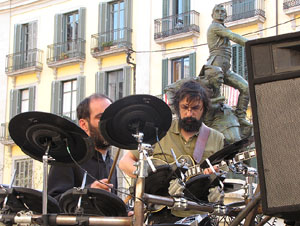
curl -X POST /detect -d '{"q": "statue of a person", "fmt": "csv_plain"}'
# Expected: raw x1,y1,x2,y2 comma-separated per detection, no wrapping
207,4,251,128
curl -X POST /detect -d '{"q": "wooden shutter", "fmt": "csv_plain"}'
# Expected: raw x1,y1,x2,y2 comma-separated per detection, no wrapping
95,71,107,95
162,59,168,94
162,0,169,34
232,44,247,79
183,0,190,26
123,66,132,96
124,0,132,43
76,76,86,106
13,24,22,70
54,14,63,59
78,8,86,55
51,81,62,115
189,52,196,78
28,21,37,66
99,3,109,44
28,86,36,111
10,89,20,119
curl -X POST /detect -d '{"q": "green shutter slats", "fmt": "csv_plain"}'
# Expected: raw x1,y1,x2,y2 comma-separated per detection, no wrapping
28,86,36,111
99,3,108,44
54,14,63,59
123,66,132,96
125,0,132,43
51,81,62,115
189,52,196,78
76,76,86,106
96,72,106,95
10,89,20,119
162,59,168,94
78,7,86,55
13,24,22,70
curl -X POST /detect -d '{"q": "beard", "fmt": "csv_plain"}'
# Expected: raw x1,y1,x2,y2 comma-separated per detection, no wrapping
88,121,110,150
179,117,203,132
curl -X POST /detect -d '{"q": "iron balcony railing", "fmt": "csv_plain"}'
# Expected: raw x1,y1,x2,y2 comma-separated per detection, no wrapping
283,0,300,9
91,27,132,54
0,122,13,144
47,38,85,64
5,49,43,74
154,10,200,40
222,0,265,23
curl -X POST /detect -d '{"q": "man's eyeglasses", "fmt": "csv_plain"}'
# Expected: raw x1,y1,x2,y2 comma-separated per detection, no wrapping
180,104,203,113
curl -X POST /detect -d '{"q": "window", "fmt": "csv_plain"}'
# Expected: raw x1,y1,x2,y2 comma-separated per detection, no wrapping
162,52,196,94
53,8,85,59
232,0,255,21
171,56,189,83
111,1,125,41
65,11,79,52
10,86,35,119
98,0,132,46
13,21,37,70
95,66,131,101
14,158,33,188
232,44,248,80
62,80,77,121
51,76,85,120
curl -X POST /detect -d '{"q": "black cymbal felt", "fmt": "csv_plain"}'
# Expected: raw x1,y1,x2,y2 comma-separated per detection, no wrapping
200,136,254,168
59,188,127,216
99,95,172,150
8,111,94,166
0,187,60,213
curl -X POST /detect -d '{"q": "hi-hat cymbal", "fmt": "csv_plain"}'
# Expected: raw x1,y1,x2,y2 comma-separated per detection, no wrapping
99,95,172,150
201,136,254,168
9,111,94,166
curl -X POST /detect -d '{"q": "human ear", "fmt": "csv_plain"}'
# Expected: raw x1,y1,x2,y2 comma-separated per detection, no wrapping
79,119,89,134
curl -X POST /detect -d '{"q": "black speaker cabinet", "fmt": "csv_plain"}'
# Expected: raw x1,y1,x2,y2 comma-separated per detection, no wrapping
246,31,300,219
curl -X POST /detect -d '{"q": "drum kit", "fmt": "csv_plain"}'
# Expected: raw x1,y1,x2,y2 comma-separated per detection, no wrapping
0,94,261,226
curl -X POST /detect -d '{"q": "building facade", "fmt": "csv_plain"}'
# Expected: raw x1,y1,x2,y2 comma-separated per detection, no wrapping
0,0,299,196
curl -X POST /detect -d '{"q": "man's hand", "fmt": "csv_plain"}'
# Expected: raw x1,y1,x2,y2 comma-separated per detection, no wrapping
203,165,219,174
91,178,113,192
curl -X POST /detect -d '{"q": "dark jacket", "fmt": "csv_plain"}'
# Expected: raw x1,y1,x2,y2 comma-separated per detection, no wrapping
48,149,118,201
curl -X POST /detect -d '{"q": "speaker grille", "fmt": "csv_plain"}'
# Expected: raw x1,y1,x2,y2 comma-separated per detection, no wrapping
255,77,300,209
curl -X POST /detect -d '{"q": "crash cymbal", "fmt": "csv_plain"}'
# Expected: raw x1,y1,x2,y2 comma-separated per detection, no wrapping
9,111,94,166
201,136,254,168
99,95,172,150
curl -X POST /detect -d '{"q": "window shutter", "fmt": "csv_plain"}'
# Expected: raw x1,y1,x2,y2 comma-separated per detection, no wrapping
99,3,109,44
13,24,22,70
189,52,196,78
123,66,132,97
162,0,169,34
162,59,168,94
78,8,86,55
183,0,191,26
54,14,63,59
124,0,132,44
10,89,20,119
51,81,62,115
29,21,38,67
232,44,247,79
28,86,36,111
95,71,107,95
76,75,86,106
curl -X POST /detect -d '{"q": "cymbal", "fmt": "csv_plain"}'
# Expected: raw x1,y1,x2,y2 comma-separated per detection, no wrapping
201,136,254,168
9,111,94,166
99,95,172,150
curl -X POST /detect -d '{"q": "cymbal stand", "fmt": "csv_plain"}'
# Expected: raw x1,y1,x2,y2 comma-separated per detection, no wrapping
132,132,156,226
75,171,87,214
1,169,16,212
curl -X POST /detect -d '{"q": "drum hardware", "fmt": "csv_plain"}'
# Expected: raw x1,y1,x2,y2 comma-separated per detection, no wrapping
75,172,87,214
1,170,16,211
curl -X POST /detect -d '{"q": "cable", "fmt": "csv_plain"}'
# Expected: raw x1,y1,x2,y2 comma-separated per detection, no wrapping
65,144,145,204
130,16,300,54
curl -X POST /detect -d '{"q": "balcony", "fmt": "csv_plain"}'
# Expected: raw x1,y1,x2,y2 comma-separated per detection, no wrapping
91,28,132,58
5,49,43,76
283,0,300,17
223,0,266,29
154,10,200,44
47,39,85,68
0,123,14,145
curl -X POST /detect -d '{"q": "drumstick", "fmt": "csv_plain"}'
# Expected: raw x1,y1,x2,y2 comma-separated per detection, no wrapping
107,148,121,183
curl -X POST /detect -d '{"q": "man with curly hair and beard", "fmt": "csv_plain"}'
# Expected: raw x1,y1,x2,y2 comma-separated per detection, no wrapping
48,93,117,200
119,80,224,224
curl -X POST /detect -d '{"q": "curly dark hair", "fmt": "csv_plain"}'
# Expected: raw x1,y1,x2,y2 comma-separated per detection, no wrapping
76,93,112,120
172,80,210,117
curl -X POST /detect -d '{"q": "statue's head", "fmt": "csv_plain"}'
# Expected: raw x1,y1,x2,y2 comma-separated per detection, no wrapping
199,65,224,90
212,4,227,22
